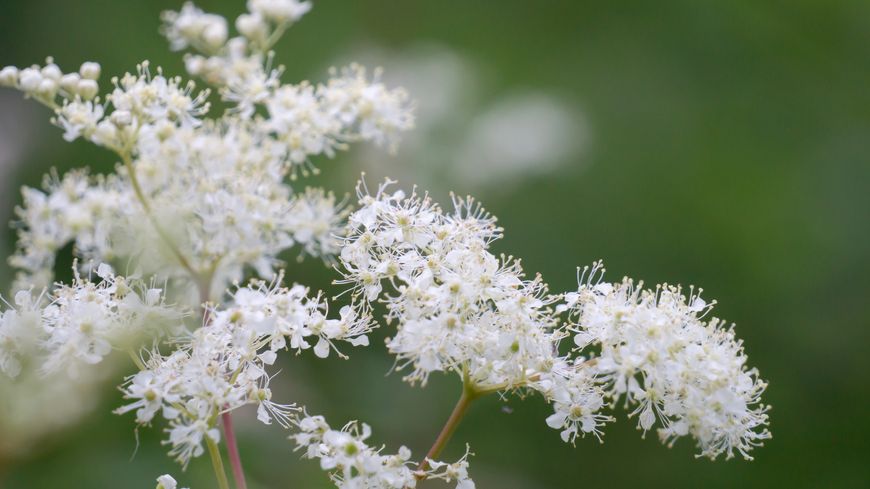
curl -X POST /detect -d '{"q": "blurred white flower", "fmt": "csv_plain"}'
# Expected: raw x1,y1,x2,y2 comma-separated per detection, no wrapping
335,43,588,193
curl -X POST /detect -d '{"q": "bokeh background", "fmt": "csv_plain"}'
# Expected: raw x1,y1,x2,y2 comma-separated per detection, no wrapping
1,0,869,488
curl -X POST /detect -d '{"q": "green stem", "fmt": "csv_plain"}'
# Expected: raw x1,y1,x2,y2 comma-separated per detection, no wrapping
127,349,146,371
120,150,200,280
416,382,480,478
206,436,232,489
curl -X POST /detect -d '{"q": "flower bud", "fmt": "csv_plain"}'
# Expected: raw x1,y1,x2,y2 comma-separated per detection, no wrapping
0,66,18,87
92,120,118,146
184,56,205,76
18,68,42,92
36,78,58,98
76,79,99,100
236,13,268,42
41,63,62,81
111,110,132,126
79,61,101,80
60,73,81,93
202,21,228,49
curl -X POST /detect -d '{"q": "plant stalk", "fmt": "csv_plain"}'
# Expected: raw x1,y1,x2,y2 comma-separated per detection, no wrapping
222,411,248,489
416,384,479,478
206,436,232,489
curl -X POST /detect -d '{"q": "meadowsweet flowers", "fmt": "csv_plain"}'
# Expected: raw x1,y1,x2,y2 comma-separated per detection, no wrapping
338,179,770,462
115,275,372,466
1,263,180,379
561,266,772,459
291,413,475,489
2,0,414,294
338,179,560,391
0,0,769,486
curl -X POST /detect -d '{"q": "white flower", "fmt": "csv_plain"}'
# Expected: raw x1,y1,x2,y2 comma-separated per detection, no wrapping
55,99,105,141
1,264,180,380
156,474,189,489
247,0,311,24
39,264,182,376
338,179,557,389
115,272,370,461
0,290,43,378
562,263,771,460
161,2,228,53
79,61,101,80
291,413,475,488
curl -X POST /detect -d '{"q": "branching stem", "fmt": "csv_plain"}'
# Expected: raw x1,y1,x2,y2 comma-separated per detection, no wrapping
416,378,482,479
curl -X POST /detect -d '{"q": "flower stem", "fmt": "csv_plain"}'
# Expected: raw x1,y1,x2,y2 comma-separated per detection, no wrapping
222,411,248,489
206,436,232,489
120,150,199,280
127,349,146,371
416,383,479,477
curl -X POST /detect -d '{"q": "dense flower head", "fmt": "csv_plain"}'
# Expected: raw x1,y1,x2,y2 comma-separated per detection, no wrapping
1,263,181,379
561,263,772,460
2,1,414,296
115,273,372,466
337,181,771,461
0,0,771,483
291,413,475,489
338,179,561,389
9,170,133,291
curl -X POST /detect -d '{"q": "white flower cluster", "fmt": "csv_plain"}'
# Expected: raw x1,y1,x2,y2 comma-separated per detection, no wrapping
338,180,771,460
561,265,772,460
9,171,132,291
338,180,560,389
166,1,413,154
0,57,100,105
2,1,413,294
1,0,770,484
0,263,180,379
115,276,371,466
292,414,475,489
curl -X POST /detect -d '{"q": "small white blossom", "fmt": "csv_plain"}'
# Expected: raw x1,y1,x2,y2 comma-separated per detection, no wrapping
116,273,371,463
338,179,558,389
291,413,475,489
562,263,771,460
0,290,43,378
0,264,181,379
161,2,229,53
156,474,189,489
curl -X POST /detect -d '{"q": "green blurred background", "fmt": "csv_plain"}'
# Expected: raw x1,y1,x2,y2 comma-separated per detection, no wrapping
1,0,869,487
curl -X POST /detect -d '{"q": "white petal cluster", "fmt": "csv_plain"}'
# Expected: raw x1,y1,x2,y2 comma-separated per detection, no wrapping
561,264,772,460
164,2,413,158
536,360,611,444
337,180,771,461
0,264,181,379
338,180,560,389
291,414,475,489
115,275,371,466
9,171,132,291
4,3,413,295
41,264,181,375
161,2,229,53
286,187,350,259
265,64,414,163
0,291,42,378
